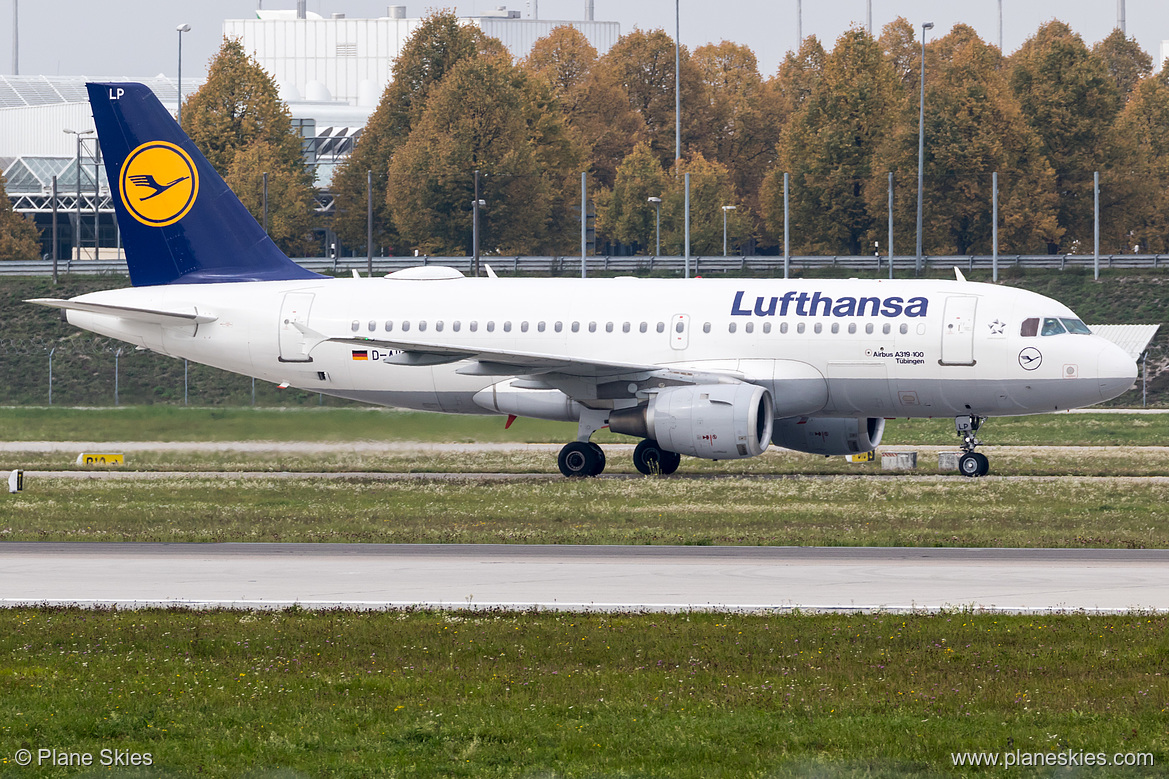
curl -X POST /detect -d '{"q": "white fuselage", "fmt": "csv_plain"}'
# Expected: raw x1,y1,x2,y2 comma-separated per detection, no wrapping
64,275,1136,422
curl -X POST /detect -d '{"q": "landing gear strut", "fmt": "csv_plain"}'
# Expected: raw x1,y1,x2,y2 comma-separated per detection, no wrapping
632,439,682,476
955,415,989,477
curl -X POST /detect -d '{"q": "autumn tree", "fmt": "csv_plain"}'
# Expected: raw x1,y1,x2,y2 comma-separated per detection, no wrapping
867,25,1060,255
771,36,826,126
330,11,508,253
182,37,315,253
0,172,40,261
523,25,643,189
693,41,779,246
596,141,671,252
1093,29,1152,102
594,29,712,167
384,57,578,256
1111,77,1169,251
660,153,745,256
763,28,900,255
1009,21,1124,252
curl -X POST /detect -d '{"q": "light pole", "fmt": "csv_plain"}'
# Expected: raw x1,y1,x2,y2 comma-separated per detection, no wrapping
176,23,191,125
64,128,93,262
674,0,681,166
915,21,934,276
647,196,661,255
721,205,736,256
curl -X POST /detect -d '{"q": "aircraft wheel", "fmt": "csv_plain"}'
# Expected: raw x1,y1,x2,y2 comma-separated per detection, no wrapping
658,449,682,475
633,439,668,475
588,442,607,474
559,441,602,477
958,452,984,478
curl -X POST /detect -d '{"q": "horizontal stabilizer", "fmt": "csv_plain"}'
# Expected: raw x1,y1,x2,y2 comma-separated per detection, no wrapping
26,298,217,327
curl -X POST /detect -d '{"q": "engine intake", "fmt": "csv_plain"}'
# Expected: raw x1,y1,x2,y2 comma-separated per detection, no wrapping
771,416,885,455
609,383,773,460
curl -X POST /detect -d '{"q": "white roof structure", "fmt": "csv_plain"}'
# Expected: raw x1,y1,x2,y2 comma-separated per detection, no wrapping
1087,324,1161,360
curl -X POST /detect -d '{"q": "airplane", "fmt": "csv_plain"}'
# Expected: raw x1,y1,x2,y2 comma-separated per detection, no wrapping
29,83,1138,478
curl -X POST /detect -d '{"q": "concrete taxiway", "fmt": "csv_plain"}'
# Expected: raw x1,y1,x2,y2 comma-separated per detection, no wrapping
0,543,1165,613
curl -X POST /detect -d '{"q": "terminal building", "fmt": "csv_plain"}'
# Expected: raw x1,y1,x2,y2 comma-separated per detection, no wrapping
0,4,619,260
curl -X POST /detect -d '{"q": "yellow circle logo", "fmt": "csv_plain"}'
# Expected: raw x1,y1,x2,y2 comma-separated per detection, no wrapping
119,141,199,227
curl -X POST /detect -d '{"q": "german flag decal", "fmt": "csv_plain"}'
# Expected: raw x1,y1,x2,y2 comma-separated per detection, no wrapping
351,350,369,361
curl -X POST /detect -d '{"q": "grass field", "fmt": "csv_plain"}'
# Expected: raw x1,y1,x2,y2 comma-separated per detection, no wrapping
0,608,1164,778
2,406,1169,446
4,473,1169,548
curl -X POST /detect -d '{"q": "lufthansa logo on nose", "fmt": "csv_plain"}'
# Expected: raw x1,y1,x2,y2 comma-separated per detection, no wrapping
119,141,199,227
1018,347,1043,371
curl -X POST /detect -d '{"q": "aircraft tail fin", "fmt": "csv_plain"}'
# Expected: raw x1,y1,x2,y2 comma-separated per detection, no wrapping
87,82,322,287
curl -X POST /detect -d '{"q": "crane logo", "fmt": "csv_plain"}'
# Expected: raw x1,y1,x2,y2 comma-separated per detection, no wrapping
119,141,199,227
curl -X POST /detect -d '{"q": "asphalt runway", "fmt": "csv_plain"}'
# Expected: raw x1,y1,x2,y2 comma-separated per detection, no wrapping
0,543,1166,613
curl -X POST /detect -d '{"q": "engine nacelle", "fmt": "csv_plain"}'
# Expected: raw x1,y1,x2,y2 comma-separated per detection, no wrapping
770,416,885,455
609,383,773,460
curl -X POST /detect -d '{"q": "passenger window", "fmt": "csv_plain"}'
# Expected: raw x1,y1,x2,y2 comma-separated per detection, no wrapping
657,322,665,333
1020,318,1039,337
675,321,684,333
848,323,856,334
470,321,478,332
452,321,461,332
605,322,614,333
486,321,495,332
796,322,805,334
745,322,754,334
865,323,873,335
899,324,908,335
384,321,393,332
589,322,597,333
537,322,545,332
402,321,411,332
418,321,427,332
639,322,647,334
554,322,563,333
622,322,631,333
728,322,737,333
814,323,823,334
780,322,788,334
350,320,359,332
763,322,771,334
520,322,528,333
503,321,512,333
831,323,839,334
571,322,580,333
1041,318,1066,336
883,323,891,335
703,322,711,334
435,321,443,332
368,320,376,332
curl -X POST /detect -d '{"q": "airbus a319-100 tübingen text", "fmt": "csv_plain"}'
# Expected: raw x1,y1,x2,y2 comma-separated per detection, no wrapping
30,83,1138,477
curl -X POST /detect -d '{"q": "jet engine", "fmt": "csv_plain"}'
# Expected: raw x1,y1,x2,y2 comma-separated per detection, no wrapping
770,416,885,455
608,383,773,460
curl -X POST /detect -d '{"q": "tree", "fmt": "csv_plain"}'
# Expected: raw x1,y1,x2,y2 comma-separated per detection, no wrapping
867,25,1060,255
763,28,900,255
1093,29,1152,102
1009,21,1124,252
1111,77,1169,251
182,38,315,253
771,36,826,126
330,11,507,253
385,57,578,256
693,41,780,247
226,142,317,256
593,29,712,167
597,141,671,251
0,173,40,261
660,153,745,256
523,25,644,189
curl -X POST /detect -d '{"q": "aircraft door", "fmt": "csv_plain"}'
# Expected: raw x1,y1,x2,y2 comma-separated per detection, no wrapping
670,314,690,350
278,292,315,363
939,295,977,366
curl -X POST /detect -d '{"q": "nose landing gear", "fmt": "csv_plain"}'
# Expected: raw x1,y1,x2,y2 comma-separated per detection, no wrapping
955,415,989,477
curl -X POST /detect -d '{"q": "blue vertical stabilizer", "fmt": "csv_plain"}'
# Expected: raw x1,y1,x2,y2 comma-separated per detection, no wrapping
87,82,323,286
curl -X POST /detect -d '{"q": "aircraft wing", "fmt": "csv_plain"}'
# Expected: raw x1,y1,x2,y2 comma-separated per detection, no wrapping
26,298,217,327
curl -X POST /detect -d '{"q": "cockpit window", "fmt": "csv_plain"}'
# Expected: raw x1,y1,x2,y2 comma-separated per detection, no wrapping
1060,318,1091,335
1020,318,1039,337
1041,317,1067,336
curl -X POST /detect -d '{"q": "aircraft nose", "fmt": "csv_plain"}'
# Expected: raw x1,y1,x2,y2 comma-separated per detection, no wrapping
1096,339,1138,402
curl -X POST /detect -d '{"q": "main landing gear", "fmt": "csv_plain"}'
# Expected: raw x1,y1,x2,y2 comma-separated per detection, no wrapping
955,415,989,477
556,409,682,477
